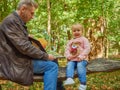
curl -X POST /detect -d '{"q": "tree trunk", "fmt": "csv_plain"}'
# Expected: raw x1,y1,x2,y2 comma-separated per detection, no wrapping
47,0,51,35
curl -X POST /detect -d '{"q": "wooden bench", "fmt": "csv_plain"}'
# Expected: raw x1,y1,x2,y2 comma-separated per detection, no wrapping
0,58,120,90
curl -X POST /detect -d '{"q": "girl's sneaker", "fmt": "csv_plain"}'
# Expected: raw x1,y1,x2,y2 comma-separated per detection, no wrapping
79,84,87,90
64,78,75,85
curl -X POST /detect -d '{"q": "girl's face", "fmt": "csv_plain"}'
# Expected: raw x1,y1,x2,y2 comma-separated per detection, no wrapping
72,28,82,38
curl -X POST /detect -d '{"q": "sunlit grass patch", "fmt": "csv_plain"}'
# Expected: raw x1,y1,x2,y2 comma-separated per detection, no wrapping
87,70,120,90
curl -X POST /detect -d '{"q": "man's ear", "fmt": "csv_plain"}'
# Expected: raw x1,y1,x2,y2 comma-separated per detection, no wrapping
20,5,27,12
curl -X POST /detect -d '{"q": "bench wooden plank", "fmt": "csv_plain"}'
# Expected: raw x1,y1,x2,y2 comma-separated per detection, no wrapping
1,58,120,81
33,58,120,82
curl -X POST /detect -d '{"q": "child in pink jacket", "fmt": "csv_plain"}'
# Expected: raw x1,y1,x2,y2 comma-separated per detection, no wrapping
64,24,90,90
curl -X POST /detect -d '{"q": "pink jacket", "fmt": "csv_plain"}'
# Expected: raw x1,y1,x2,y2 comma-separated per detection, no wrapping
64,36,90,61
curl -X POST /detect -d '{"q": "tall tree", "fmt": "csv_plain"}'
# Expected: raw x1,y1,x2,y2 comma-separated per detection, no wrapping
47,0,51,35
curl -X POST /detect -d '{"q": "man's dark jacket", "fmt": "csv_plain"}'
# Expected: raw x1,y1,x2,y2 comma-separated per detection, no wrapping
0,12,48,86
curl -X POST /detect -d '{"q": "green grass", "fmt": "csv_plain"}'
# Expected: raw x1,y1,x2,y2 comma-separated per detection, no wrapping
87,70,120,90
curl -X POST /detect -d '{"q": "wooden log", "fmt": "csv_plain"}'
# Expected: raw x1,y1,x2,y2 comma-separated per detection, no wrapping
87,58,120,72
33,58,120,81
1,58,120,81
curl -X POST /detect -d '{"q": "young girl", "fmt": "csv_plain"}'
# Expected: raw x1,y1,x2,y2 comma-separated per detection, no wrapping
64,24,90,90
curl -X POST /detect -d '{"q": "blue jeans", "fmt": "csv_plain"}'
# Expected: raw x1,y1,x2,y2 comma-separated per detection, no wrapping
33,60,58,90
66,60,88,85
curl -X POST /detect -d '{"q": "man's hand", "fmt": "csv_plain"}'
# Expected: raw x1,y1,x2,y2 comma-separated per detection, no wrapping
48,54,56,60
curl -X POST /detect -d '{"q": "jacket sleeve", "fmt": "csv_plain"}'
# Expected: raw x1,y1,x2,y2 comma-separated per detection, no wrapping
78,37,90,60
2,18,48,60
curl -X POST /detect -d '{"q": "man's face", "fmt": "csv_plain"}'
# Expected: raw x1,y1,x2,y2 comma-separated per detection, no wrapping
20,6,36,23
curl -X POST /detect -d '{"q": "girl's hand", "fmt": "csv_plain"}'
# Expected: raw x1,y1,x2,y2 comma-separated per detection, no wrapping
67,55,74,60
77,57,82,61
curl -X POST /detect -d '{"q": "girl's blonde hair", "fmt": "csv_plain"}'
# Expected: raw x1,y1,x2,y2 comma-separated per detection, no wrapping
71,24,84,32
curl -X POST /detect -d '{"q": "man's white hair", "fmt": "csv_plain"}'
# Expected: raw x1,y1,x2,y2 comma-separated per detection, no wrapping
17,0,38,10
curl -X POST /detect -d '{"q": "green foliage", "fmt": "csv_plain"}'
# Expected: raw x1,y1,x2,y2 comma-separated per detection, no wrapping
0,0,19,22
0,0,119,56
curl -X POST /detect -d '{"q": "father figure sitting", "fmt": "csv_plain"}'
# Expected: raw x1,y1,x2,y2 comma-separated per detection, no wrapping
0,0,58,90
